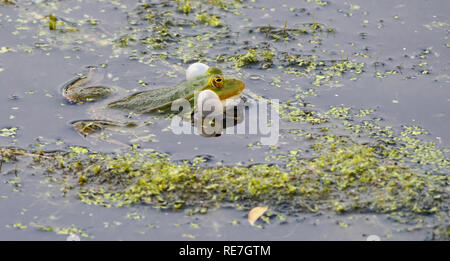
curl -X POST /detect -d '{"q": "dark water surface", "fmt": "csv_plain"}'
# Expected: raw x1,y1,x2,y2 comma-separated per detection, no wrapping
0,0,448,240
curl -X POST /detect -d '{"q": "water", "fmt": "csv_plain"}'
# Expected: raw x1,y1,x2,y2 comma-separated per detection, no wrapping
0,0,448,240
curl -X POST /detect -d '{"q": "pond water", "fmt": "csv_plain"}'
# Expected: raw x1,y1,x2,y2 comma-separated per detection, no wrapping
0,0,448,240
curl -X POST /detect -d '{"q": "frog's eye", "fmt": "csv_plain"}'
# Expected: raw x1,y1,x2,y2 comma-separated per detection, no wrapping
211,75,225,89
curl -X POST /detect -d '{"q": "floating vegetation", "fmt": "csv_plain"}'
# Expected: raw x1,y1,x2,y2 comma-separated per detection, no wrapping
4,124,443,225
44,14,79,32
196,13,221,27
306,0,329,6
0,127,18,137
47,14,57,31
231,49,259,67
176,0,192,14
29,223,90,238
256,23,334,41
284,56,365,86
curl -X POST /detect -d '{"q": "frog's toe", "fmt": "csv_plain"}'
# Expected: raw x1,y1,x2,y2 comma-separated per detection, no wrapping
72,120,105,135
66,86,113,103
77,86,113,102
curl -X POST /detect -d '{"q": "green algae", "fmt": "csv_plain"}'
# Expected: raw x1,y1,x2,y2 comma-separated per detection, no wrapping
280,101,327,124
317,106,450,173
10,128,444,222
0,127,18,137
231,49,259,68
228,48,275,68
13,223,27,229
47,14,57,31
196,13,221,27
176,0,192,14
44,13,79,33
284,57,365,87
306,0,328,6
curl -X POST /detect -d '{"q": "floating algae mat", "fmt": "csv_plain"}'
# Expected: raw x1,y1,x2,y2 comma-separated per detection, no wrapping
0,0,449,240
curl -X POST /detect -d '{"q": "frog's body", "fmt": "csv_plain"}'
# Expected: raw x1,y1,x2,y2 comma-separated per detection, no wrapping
107,69,245,114
62,64,246,137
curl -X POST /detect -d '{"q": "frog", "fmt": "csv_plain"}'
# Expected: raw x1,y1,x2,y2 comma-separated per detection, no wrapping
62,63,247,137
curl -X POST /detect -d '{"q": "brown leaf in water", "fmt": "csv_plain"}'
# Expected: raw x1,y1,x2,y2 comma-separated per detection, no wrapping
248,206,268,226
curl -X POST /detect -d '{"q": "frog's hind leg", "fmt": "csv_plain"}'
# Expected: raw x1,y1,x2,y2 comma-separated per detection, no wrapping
62,67,114,103
71,119,138,147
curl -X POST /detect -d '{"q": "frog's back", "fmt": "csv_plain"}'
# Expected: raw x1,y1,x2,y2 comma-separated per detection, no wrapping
108,75,209,113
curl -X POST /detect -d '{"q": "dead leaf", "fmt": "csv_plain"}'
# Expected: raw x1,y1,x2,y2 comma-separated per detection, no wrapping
248,206,268,226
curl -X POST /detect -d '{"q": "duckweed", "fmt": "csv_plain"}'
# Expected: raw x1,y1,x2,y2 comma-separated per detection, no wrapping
231,49,259,68
176,0,192,14
0,127,17,137
6,131,439,219
47,14,57,31
196,13,221,27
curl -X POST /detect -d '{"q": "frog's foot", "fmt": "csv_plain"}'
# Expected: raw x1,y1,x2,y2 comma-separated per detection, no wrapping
72,120,137,136
62,67,114,103
64,86,114,103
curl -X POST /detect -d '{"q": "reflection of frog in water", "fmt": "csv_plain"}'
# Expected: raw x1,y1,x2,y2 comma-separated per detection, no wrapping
62,63,246,137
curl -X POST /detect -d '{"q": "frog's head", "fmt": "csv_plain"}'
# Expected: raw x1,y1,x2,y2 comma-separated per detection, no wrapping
205,66,223,76
205,67,245,100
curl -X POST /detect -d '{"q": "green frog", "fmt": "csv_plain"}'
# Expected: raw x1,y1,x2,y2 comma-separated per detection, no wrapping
62,64,246,136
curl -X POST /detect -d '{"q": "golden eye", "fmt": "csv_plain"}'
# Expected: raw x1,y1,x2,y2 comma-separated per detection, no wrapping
211,75,224,89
